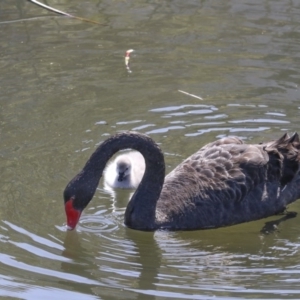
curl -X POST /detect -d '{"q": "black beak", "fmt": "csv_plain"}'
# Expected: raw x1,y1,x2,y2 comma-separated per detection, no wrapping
118,172,125,182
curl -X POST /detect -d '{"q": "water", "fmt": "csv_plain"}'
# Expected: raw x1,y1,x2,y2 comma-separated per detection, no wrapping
1,0,300,299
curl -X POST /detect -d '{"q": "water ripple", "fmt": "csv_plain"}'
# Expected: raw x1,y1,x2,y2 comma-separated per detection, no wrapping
0,253,99,285
3,221,64,251
0,275,98,300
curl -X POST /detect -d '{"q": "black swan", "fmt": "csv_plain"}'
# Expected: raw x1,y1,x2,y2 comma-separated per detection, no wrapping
64,131,300,231
103,151,145,189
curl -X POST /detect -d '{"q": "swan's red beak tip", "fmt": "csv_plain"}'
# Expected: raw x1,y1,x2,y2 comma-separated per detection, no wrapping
65,199,81,230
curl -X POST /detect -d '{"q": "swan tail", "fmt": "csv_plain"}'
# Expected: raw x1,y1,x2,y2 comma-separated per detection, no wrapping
265,132,300,188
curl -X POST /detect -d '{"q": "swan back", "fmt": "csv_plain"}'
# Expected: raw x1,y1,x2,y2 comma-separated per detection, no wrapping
152,133,300,230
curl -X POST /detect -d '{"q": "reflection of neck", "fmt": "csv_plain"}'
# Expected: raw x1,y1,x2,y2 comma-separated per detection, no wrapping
61,231,99,292
125,230,161,300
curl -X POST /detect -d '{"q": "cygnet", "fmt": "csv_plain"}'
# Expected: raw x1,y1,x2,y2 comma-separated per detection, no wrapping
104,151,145,189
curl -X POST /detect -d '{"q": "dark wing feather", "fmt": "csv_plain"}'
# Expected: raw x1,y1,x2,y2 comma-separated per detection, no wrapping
157,134,300,229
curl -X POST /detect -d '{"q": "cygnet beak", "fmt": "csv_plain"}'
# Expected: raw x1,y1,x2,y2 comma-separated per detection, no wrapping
118,172,125,182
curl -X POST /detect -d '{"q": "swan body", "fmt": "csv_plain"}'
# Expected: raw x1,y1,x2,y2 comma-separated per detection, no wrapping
64,131,300,231
104,151,145,189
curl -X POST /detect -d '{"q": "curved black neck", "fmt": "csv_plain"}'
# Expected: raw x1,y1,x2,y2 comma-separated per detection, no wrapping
66,132,165,229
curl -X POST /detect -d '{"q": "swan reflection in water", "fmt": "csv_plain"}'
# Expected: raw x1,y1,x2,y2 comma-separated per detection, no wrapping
61,228,161,300
60,211,298,300
64,131,300,231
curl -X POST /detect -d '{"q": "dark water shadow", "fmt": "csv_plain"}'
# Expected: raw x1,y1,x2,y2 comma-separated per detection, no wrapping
260,211,298,235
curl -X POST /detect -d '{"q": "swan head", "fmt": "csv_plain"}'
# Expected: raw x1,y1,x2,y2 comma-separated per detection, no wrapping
115,156,132,182
63,175,99,230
